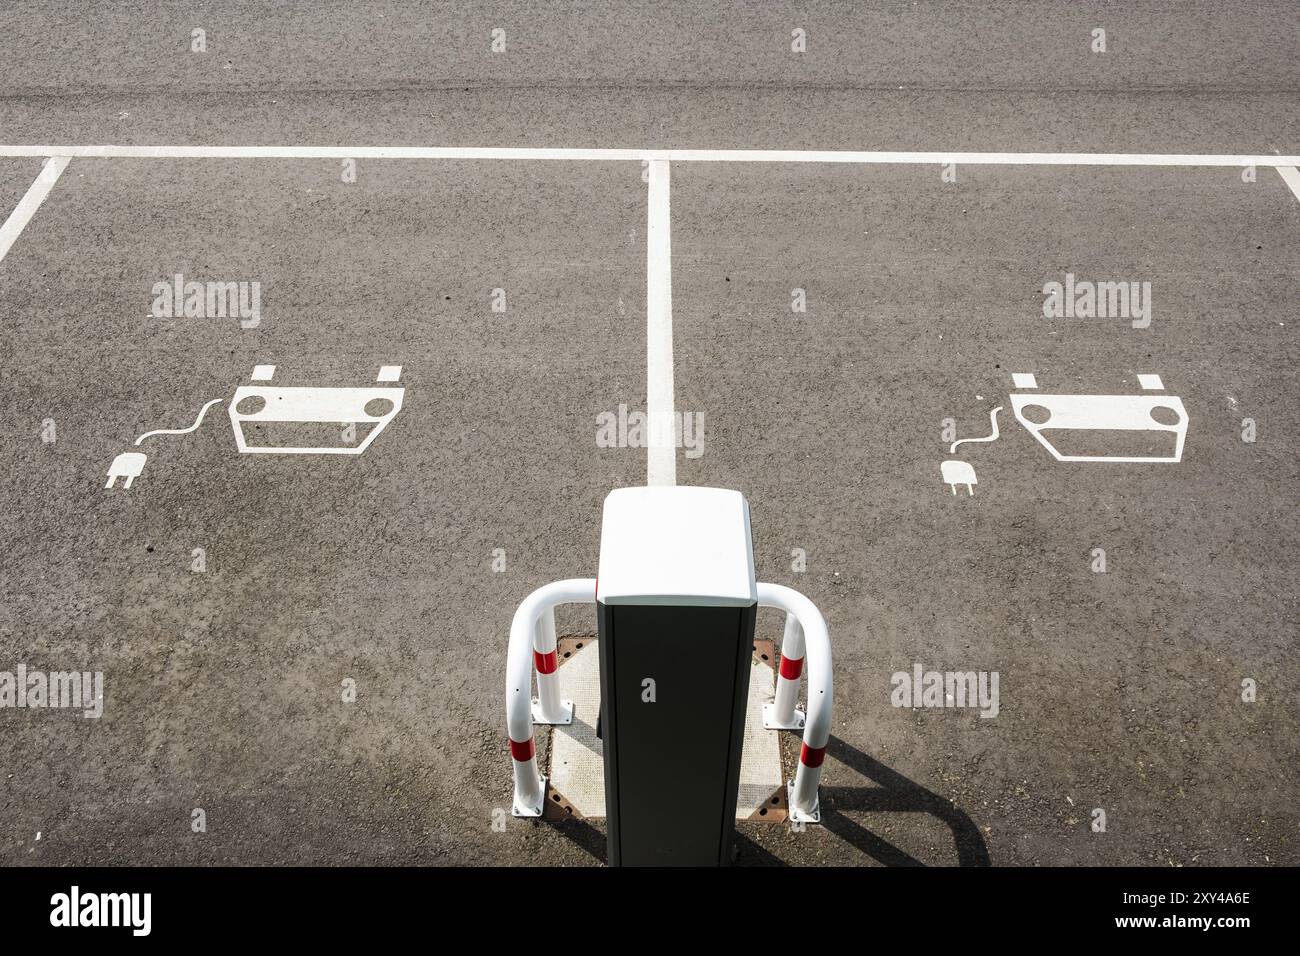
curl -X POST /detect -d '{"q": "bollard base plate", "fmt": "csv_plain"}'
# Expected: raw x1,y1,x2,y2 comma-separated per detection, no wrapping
531,698,574,726
762,702,805,730
786,779,822,825
513,775,548,818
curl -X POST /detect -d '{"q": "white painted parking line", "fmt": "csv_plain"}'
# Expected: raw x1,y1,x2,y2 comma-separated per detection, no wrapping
663,150,1300,168
0,145,1297,166
645,159,676,487
6,143,1289,492
0,156,69,264
1277,167,1300,204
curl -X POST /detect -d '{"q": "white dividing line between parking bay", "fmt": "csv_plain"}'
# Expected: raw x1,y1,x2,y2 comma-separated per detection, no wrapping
645,159,676,487
0,156,68,264
1277,167,1300,205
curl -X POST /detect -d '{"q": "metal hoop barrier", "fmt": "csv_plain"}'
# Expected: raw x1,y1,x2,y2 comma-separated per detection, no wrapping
504,578,830,822
756,582,833,822
505,578,597,817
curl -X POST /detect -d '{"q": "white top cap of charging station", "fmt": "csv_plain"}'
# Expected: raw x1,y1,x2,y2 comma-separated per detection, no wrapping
597,486,757,607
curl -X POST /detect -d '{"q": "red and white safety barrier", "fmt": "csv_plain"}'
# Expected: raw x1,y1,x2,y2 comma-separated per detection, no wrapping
506,577,829,822
531,602,571,726
506,578,597,816
756,582,833,823
763,611,806,730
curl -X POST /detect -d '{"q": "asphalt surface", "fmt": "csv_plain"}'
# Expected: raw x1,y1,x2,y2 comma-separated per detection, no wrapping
0,2,1297,866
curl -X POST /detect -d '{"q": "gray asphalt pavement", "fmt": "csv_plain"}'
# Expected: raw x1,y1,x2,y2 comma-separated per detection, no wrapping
0,2,1297,866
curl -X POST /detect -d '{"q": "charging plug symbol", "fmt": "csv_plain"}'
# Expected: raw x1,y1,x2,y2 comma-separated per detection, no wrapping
105,452,147,489
941,459,978,496
103,398,222,492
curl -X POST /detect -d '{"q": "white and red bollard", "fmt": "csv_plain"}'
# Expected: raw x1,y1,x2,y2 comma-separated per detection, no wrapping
505,576,832,825
506,578,594,817
764,611,806,731
757,583,832,823
530,603,573,726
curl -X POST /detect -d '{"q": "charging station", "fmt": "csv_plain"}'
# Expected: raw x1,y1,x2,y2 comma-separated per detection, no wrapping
596,487,756,865
505,486,832,867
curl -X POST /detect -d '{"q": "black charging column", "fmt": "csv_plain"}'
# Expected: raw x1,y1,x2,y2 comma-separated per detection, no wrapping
595,487,758,866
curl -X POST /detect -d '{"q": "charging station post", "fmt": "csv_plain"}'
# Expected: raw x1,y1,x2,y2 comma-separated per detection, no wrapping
595,486,756,865
505,486,832,866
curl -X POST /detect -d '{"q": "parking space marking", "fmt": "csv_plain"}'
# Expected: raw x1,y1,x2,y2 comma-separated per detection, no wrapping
1277,166,1300,204
5,144,1293,492
646,159,676,487
1,145,1298,166
0,156,68,264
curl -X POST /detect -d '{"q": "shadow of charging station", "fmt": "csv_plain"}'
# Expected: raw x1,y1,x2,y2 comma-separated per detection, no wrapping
544,731,993,868
505,486,833,866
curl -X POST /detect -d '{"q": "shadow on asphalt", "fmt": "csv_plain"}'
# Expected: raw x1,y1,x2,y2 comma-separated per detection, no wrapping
547,734,990,867
812,735,991,867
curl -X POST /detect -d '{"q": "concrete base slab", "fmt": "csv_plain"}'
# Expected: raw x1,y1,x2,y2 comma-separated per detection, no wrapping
545,638,786,821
